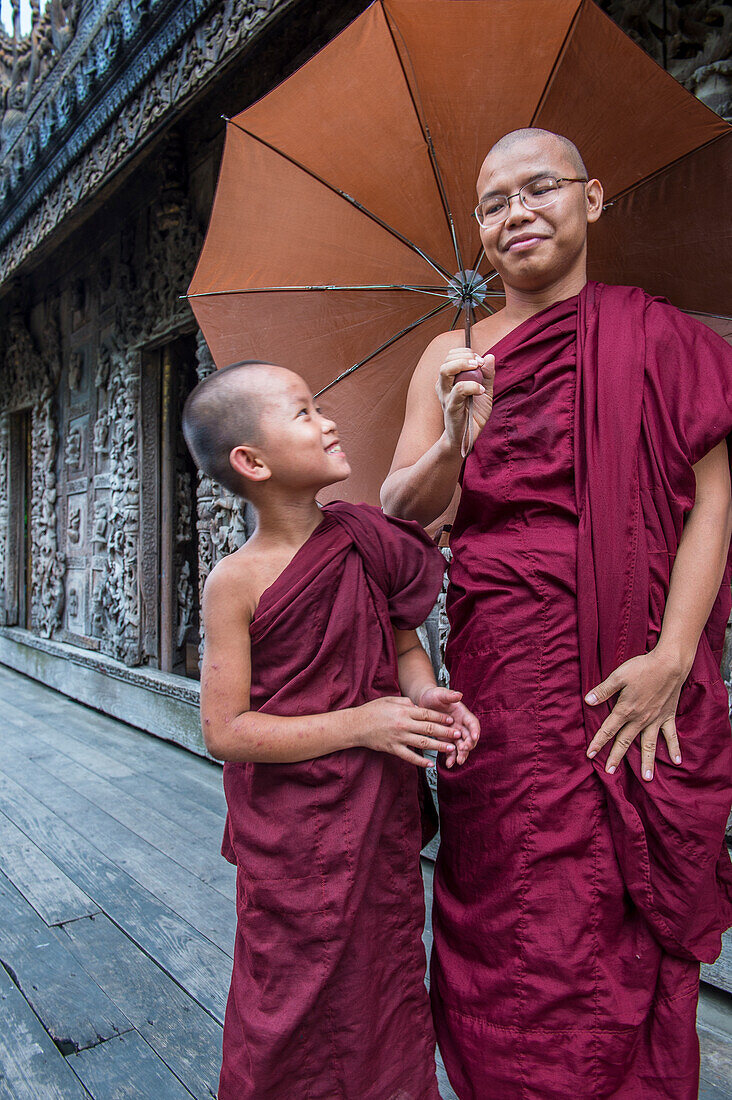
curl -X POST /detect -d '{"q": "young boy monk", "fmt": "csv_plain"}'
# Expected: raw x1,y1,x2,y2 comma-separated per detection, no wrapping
182,360,480,1100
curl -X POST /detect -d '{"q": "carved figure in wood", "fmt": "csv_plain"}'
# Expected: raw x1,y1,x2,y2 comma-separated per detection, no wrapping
67,501,81,544
93,413,109,454
68,349,83,391
64,423,82,467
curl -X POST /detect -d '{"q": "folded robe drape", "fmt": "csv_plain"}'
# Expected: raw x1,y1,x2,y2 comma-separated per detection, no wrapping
576,281,732,962
218,502,444,1100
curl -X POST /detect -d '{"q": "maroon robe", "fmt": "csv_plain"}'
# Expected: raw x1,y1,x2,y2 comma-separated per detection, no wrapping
432,283,732,1099
218,502,444,1100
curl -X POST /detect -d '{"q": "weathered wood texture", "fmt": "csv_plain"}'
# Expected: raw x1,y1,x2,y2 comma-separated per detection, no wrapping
0,874,129,1053
69,1032,196,1100
703,931,732,995
0,665,729,1100
0,963,90,1100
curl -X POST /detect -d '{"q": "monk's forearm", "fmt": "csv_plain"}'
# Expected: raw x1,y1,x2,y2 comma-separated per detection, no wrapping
203,708,365,763
381,433,463,526
657,496,732,674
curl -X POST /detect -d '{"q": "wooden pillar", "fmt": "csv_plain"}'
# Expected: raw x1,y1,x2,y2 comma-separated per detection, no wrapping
159,348,175,672
7,410,31,629
23,412,31,629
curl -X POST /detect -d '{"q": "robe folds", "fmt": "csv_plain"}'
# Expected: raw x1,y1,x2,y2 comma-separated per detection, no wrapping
218,502,445,1100
432,282,732,1099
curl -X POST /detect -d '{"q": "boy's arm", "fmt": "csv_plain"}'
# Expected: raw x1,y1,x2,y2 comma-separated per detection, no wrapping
199,564,460,766
394,628,481,766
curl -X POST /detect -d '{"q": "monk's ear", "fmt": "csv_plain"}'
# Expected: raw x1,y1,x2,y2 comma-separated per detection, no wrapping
229,444,271,484
585,178,604,223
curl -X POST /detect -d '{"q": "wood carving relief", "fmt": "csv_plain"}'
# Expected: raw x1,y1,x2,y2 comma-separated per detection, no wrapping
0,307,64,637
92,336,142,665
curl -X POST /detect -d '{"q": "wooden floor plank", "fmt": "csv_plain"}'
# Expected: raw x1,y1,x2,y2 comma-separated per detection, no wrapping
0,666,222,793
4,686,225,844
0,740,235,953
56,701,222,792
69,1032,196,1100
0,873,131,1054
0,770,231,1021
115,770,226,843
0,963,91,1100
1,699,227,819
58,914,222,1100
0,736,234,901
0,810,99,926
0,701,134,781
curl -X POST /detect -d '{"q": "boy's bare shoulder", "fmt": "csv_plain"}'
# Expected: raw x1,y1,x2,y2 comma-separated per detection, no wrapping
202,543,260,619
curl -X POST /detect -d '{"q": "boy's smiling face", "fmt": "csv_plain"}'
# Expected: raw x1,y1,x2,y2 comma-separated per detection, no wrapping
250,369,351,491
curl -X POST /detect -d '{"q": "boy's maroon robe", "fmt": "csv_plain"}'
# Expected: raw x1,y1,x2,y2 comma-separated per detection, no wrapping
218,502,444,1100
432,283,732,1099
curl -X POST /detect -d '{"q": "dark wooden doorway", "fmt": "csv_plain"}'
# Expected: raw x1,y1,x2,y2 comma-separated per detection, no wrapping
7,409,32,629
141,337,200,677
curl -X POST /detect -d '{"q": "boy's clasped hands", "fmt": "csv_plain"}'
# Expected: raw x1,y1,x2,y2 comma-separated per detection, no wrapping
351,687,480,770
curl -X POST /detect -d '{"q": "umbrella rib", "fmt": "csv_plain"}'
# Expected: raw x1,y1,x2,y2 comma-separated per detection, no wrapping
187,284,452,299
314,300,452,397
530,2,583,126
381,4,464,274
225,118,454,284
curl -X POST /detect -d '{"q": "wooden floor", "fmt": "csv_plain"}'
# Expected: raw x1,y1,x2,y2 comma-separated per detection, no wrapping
0,664,730,1100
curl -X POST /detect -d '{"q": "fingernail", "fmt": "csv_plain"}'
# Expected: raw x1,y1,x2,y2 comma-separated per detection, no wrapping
587,749,596,759
606,764,616,775
644,769,653,781
674,754,682,764
585,692,598,705
478,385,486,393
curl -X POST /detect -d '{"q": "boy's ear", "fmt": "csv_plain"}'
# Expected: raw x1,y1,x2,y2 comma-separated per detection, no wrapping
229,444,271,484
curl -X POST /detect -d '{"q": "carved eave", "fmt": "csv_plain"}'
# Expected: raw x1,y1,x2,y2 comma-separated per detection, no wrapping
0,0,288,291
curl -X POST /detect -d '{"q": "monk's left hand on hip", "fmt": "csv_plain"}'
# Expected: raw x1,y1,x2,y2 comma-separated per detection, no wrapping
583,648,684,780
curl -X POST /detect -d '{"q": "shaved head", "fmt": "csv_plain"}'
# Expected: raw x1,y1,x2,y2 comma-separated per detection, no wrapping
183,359,284,495
482,128,587,182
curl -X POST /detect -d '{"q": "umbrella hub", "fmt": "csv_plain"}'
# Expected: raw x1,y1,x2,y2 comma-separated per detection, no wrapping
447,269,489,309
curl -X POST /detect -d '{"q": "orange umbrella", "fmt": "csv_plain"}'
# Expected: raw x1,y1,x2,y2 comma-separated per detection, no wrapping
188,0,730,505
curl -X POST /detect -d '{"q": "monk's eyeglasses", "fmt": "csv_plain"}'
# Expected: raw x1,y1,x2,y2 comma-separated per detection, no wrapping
474,176,588,228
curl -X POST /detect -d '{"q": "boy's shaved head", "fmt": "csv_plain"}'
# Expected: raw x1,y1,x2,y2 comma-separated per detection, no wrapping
482,128,587,180
183,359,284,494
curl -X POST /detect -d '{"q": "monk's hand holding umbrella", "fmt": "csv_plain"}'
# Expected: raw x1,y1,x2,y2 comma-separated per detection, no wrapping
438,349,496,456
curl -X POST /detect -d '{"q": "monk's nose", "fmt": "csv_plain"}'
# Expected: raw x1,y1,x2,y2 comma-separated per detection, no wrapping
504,195,536,227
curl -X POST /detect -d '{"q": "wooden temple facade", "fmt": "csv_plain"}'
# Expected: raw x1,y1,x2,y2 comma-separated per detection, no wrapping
0,0,728,745
0,0,371,749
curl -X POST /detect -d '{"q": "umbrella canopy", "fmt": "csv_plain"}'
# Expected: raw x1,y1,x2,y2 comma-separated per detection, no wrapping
188,0,731,505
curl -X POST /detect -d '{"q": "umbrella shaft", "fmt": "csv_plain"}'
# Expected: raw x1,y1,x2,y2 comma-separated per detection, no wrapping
462,305,474,457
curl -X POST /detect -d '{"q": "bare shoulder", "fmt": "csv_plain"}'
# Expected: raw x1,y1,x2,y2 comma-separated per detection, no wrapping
412,311,509,387
202,544,258,619
412,329,468,384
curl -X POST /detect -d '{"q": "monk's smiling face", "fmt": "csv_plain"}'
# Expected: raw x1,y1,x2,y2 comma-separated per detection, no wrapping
476,131,603,293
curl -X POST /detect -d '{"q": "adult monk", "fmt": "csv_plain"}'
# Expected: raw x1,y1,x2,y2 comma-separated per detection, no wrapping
381,128,732,1098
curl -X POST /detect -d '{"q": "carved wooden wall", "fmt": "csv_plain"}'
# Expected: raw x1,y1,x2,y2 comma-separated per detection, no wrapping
0,0,728,684
0,126,254,675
